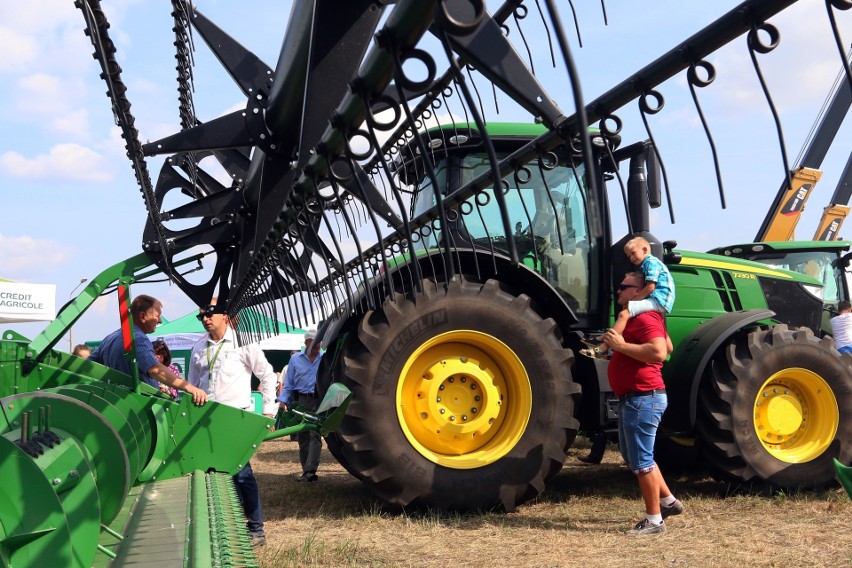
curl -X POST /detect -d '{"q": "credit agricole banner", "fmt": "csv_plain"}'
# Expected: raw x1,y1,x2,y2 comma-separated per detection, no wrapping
0,281,56,323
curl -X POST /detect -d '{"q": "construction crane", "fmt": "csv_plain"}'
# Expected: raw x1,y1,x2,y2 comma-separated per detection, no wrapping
756,49,852,242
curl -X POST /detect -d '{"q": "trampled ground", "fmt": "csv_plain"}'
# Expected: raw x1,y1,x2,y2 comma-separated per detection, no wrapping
251,438,852,567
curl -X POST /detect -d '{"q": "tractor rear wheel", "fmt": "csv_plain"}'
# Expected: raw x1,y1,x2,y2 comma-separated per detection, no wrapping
330,277,578,511
696,325,852,488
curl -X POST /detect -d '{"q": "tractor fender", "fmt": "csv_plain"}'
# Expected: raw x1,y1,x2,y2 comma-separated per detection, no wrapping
662,309,774,433
320,248,578,348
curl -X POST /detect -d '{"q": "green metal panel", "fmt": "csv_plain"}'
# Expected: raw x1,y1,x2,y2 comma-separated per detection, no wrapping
101,472,258,568
0,436,79,567
1,392,131,527
150,396,272,479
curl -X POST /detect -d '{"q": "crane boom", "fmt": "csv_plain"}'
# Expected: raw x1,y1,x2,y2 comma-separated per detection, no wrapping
755,62,852,241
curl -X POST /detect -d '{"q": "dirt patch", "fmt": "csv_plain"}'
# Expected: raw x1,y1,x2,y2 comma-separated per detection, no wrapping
252,438,852,567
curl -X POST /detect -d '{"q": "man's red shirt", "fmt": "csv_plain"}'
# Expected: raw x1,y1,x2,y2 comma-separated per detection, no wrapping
607,311,667,396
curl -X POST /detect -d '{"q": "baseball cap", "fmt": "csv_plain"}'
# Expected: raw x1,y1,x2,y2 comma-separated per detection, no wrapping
305,328,317,340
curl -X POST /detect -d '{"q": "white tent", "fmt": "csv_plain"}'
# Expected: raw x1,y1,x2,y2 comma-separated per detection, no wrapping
0,280,56,324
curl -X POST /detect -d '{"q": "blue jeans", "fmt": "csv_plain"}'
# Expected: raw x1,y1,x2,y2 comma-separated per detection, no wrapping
617,393,667,474
234,462,264,534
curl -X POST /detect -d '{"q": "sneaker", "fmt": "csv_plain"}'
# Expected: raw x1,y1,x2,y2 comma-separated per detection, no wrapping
250,532,267,547
627,518,666,535
297,472,319,483
661,499,684,519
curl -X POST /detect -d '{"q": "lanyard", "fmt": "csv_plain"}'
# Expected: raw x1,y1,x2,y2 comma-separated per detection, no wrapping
206,341,225,396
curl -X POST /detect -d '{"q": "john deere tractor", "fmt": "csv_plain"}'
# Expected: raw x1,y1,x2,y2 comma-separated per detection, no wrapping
14,1,846,541
317,122,852,511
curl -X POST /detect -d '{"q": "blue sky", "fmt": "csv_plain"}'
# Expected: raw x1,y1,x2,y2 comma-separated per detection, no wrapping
1,0,850,348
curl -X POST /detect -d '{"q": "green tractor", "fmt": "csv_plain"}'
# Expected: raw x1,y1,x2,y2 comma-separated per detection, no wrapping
708,240,852,335
318,122,852,510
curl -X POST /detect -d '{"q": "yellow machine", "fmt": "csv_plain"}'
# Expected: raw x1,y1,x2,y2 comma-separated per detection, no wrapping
760,166,822,241
755,57,852,243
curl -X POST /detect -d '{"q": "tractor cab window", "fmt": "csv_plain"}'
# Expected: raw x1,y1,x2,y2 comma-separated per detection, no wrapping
410,152,593,315
757,250,841,305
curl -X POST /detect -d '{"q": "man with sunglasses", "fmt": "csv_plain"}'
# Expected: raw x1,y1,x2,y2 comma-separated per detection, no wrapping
187,298,278,547
599,272,683,535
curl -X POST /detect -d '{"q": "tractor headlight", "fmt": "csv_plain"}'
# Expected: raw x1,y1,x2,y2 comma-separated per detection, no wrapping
801,283,824,301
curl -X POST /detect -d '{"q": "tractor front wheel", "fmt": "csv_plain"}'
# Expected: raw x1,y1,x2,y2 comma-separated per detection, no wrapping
330,277,579,511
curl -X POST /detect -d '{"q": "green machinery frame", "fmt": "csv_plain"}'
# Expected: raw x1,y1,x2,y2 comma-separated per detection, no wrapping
0,251,350,566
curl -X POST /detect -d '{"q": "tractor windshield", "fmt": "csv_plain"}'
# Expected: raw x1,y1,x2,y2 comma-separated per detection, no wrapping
411,153,593,314
751,250,842,305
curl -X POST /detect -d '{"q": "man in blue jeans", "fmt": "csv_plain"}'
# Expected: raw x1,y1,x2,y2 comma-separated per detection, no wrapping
278,329,323,482
188,299,278,547
600,272,684,535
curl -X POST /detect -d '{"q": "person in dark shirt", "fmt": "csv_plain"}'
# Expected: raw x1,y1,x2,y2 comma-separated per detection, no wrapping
89,294,207,405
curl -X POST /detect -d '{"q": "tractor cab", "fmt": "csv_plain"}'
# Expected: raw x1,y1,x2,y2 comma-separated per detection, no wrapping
397,122,621,326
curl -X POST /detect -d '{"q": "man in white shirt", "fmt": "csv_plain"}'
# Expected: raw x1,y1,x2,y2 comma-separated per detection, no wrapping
188,298,278,547
831,301,852,355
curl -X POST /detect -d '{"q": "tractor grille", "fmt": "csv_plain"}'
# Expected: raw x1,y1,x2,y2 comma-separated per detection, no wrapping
710,270,743,312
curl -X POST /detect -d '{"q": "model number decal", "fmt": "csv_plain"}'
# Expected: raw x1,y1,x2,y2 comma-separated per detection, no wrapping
731,272,757,279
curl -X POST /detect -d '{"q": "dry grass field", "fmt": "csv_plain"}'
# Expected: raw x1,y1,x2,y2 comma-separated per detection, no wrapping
251,437,852,568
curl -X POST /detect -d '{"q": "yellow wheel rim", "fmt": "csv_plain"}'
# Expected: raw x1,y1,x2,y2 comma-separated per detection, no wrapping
753,368,839,462
396,330,532,469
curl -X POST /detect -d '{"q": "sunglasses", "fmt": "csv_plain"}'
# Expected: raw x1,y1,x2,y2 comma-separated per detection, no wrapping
618,284,640,291
196,305,220,320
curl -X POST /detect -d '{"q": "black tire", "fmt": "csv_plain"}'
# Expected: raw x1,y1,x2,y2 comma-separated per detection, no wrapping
332,277,579,511
696,324,852,488
654,434,702,475
317,342,364,482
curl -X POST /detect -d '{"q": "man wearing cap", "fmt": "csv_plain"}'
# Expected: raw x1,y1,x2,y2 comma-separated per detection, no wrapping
278,328,323,482
187,299,277,547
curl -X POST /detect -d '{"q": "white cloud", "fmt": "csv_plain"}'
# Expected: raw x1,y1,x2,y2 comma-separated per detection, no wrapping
707,0,848,114
0,27,39,72
50,109,91,137
0,143,113,182
0,234,73,277
16,73,86,115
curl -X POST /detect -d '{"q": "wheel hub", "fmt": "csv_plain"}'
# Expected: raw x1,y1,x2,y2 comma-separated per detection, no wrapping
752,368,838,461
419,357,502,437
397,330,532,469
755,386,804,442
